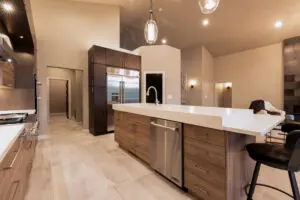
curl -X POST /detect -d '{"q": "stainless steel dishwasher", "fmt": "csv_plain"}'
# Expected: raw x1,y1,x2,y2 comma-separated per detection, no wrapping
150,118,183,187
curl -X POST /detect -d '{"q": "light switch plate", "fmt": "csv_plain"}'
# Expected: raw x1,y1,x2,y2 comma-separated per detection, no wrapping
167,95,173,100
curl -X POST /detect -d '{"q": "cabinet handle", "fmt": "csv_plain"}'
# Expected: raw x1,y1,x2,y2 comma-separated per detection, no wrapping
150,121,177,132
3,149,20,170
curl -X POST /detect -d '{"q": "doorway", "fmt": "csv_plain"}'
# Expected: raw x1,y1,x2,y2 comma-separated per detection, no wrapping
144,72,165,104
49,78,71,119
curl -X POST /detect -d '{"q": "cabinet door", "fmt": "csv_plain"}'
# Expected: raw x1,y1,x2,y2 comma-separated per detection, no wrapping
93,64,106,87
92,87,107,135
106,49,124,67
124,54,141,70
114,112,135,153
89,46,106,64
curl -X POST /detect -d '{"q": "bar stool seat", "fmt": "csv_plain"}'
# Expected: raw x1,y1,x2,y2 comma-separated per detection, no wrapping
246,143,292,170
246,130,300,200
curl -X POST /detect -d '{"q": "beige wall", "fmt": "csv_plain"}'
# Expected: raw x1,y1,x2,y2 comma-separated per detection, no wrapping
201,46,215,106
49,79,67,114
181,46,202,105
28,0,120,133
136,45,181,104
181,46,214,106
47,67,79,119
215,43,284,109
0,88,35,110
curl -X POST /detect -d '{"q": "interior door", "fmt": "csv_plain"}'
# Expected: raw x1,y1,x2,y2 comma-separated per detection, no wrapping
146,73,163,104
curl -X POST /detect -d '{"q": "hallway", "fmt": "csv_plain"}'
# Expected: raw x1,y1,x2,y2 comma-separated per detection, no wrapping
26,116,298,200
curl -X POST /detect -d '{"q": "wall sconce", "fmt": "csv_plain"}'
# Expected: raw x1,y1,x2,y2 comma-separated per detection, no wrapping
189,80,197,88
225,82,232,89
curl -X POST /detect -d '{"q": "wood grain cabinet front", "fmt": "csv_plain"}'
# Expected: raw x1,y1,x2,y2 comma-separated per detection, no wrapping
123,54,141,70
184,124,226,200
0,128,37,200
106,49,124,68
114,111,151,164
0,61,15,88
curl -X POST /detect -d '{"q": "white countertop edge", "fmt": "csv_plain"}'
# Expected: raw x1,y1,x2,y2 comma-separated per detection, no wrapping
113,104,285,136
0,109,36,115
0,124,25,163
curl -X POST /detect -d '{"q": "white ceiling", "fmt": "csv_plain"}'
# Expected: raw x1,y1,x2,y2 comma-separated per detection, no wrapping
69,0,300,56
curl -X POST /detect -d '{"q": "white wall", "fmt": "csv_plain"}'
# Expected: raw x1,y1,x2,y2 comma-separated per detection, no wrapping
181,46,202,105
201,46,215,106
136,45,181,104
181,46,214,106
29,0,120,133
215,43,284,109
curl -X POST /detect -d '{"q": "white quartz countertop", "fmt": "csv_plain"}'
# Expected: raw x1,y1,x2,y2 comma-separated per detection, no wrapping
0,124,25,163
113,104,284,136
0,109,36,115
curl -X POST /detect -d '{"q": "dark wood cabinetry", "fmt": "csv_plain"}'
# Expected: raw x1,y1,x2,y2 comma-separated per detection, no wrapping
124,54,141,70
88,46,141,136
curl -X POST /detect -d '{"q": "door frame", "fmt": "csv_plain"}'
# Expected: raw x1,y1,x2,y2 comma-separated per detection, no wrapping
47,77,72,119
143,71,166,104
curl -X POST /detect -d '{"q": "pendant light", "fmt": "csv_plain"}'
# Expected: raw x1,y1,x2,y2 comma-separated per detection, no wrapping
144,0,158,45
198,0,220,14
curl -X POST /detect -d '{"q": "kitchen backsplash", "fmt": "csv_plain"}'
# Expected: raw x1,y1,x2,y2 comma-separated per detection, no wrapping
0,88,35,110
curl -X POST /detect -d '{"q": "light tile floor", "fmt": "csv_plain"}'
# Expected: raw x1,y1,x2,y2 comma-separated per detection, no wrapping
25,116,299,200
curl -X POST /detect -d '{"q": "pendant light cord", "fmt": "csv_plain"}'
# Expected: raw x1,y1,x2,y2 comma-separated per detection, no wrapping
149,0,153,13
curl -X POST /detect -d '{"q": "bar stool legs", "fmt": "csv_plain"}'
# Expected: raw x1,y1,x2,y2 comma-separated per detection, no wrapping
247,162,261,200
289,171,300,200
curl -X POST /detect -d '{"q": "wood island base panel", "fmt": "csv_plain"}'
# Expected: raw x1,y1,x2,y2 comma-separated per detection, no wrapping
114,111,255,200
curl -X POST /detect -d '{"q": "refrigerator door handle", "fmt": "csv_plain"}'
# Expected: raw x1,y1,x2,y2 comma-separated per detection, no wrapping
121,81,125,104
119,81,123,104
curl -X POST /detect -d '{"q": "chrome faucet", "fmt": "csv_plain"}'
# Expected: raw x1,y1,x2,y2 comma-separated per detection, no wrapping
146,86,160,105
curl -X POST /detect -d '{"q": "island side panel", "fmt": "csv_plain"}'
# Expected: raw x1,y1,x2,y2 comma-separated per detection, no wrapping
184,124,226,200
114,111,151,165
226,132,255,200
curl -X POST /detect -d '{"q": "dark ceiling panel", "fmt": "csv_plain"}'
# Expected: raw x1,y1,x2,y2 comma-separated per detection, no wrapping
0,0,34,54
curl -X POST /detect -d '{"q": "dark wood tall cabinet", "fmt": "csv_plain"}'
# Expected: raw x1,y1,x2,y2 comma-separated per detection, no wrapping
88,45,141,136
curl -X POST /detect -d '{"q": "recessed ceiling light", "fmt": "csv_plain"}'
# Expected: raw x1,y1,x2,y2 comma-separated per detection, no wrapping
274,20,283,28
2,3,14,12
162,38,167,44
19,36,24,39
202,18,209,26
7,58,12,63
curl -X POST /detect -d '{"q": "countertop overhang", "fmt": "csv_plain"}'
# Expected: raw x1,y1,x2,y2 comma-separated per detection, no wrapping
113,103,284,136
0,124,25,163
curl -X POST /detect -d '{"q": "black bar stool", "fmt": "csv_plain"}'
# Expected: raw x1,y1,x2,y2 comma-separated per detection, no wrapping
246,130,300,200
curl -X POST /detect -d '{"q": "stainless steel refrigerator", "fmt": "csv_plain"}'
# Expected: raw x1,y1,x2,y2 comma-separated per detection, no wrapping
106,67,140,132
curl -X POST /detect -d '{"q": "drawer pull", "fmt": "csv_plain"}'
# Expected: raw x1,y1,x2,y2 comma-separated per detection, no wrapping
3,149,20,170
195,164,208,174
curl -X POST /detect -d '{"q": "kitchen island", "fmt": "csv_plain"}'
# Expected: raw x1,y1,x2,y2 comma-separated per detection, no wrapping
113,103,284,200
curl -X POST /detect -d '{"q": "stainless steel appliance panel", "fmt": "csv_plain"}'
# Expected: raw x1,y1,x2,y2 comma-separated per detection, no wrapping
150,118,183,187
106,67,140,132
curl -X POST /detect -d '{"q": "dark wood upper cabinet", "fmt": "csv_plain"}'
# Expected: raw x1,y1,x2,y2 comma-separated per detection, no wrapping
89,46,106,64
106,49,124,67
93,64,106,87
124,54,141,70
